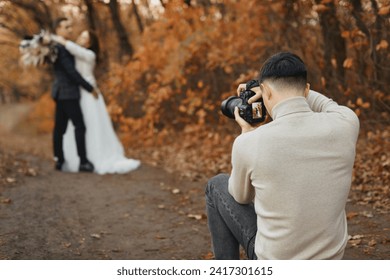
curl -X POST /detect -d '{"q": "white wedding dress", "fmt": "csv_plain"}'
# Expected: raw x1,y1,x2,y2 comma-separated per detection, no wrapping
62,41,140,174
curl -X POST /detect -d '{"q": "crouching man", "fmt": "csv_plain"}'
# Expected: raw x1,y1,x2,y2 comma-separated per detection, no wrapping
205,52,359,259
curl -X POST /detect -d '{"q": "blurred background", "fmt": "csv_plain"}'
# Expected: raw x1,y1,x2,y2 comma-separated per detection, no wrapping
0,0,389,180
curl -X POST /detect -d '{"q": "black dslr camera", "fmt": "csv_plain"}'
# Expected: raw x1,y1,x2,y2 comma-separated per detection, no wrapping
221,80,266,124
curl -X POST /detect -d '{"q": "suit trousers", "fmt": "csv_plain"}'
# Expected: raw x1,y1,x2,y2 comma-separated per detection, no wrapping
53,99,87,164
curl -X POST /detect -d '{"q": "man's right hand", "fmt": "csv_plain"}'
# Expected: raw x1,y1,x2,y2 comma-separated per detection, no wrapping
236,83,263,104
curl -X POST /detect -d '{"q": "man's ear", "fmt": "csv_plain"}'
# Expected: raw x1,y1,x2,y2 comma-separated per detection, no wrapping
261,83,272,100
304,83,310,98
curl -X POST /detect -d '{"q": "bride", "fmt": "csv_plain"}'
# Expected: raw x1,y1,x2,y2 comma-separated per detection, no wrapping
52,30,140,174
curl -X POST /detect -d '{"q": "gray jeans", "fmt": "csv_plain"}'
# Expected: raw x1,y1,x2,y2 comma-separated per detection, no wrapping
205,174,257,260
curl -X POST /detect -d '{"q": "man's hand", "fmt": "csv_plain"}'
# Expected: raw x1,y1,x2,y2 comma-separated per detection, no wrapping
236,83,247,95
234,107,255,134
236,83,263,104
234,83,265,133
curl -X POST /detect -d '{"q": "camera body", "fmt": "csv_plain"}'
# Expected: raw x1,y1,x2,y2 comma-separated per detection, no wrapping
221,80,266,124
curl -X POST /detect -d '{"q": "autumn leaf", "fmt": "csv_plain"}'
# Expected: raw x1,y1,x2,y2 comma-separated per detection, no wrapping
343,58,353,69
6,177,16,183
341,31,350,39
1,198,12,204
347,212,358,220
368,239,377,247
376,40,389,51
90,233,101,239
201,252,214,260
155,235,166,240
378,6,390,15
313,4,329,13
172,188,181,194
187,213,206,220
348,239,362,247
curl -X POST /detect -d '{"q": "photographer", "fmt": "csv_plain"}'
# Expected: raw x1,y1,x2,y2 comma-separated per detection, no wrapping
205,52,360,259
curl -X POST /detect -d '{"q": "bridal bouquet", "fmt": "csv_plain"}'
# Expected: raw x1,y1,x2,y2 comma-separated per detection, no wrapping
19,30,58,67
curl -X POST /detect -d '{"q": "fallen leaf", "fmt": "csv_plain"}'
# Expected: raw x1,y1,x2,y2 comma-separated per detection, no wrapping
155,235,166,240
90,233,101,239
201,252,214,260
62,242,72,248
27,168,37,176
187,213,205,220
360,211,373,218
172,188,181,194
1,198,12,204
348,239,362,246
349,234,364,240
347,212,358,220
6,178,16,183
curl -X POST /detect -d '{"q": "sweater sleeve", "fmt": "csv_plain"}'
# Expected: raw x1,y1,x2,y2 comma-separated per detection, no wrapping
307,90,360,138
306,90,340,112
56,45,93,92
65,41,96,63
228,135,255,204
308,89,359,119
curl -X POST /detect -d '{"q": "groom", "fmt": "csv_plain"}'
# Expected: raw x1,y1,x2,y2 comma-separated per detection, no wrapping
51,17,95,172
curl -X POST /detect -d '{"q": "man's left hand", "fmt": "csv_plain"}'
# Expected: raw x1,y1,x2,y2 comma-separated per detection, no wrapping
234,107,255,134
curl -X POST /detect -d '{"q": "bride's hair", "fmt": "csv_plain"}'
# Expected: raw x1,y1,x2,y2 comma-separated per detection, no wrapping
87,30,100,63
53,17,68,33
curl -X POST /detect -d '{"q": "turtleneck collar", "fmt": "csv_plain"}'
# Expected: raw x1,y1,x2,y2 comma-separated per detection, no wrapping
271,96,312,120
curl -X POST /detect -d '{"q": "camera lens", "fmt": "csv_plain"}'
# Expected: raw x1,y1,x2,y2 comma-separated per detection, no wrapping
221,96,243,119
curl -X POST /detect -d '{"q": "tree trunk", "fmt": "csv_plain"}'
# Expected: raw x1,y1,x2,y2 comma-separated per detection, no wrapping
108,0,134,58
132,1,144,33
370,0,387,91
84,0,97,31
9,0,52,33
349,0,368,84
315,0,347,91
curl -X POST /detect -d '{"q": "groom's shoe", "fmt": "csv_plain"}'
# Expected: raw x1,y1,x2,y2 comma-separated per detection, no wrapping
79,160,94,173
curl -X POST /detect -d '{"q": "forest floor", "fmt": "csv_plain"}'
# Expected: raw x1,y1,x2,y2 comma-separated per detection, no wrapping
0,103,389,260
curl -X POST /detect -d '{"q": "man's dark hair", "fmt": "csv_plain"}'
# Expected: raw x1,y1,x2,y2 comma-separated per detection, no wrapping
52,17,68,33
258,52,307,90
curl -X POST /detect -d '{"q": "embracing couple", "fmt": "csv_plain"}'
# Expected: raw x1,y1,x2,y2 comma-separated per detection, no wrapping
51,17,140,175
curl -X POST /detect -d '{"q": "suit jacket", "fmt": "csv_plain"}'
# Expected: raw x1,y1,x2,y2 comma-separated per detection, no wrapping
51,44,93,100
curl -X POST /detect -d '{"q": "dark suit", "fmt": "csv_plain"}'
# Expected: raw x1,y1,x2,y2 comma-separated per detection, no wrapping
52,44,93,164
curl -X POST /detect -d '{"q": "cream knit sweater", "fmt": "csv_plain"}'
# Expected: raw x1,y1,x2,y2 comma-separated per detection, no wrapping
228,90,360,259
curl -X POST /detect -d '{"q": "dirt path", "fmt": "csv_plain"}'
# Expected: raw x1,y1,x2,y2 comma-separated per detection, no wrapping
0,103,388,260
0,104,210,260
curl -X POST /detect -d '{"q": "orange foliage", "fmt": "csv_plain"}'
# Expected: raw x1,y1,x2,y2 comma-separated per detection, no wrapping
101,2,271,151
23,0,389,181
28,93,54,133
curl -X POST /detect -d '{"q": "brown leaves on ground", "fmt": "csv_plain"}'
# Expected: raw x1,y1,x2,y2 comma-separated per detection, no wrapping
350,127,390,214
0,148,38,191
347,232,389,256
0,149,36,206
